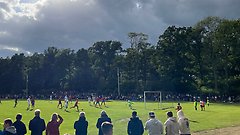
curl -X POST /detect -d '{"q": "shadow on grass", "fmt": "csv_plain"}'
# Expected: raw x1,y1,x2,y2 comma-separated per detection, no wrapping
189,119,199,123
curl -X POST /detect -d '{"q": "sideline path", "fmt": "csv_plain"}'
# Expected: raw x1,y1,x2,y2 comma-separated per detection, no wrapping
192,126,240,135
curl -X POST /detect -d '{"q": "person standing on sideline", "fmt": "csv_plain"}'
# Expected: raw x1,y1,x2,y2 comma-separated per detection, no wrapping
74,112,88,135
127,111,144,135
46,113,63,135
2,118,17,135
96,110,111,135
101,122,113,135
177,110,190,135
13,113,27,135
164,111,179,135
29,109,46,135
145,111,163,135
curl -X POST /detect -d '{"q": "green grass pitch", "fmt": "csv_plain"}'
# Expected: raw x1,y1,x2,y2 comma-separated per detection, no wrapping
0,100,240,135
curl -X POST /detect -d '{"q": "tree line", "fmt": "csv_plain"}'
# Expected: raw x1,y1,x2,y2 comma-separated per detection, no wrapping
0,17,239,96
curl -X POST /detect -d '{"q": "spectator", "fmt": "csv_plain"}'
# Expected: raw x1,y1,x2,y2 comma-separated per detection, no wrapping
13,113,27,135
177,110,190,135
164,111,179,135
145,111,163,135
74,112,88,135
29,109,46,135
127,111,144,135
101,122,113,135
96,110,112,135
46,113,63,135
2,118,17,135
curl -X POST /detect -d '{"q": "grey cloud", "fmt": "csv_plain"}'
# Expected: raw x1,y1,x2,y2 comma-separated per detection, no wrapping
0,0,240,57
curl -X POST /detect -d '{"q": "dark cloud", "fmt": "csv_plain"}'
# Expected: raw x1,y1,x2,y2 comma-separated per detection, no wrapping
0,0,240,57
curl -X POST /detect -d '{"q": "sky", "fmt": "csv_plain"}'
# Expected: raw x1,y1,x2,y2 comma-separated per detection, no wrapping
0,0,240,57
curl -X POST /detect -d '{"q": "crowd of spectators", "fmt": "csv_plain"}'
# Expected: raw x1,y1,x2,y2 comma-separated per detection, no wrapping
0,106,190,135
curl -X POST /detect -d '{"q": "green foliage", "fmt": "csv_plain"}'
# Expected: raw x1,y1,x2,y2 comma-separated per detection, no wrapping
0,17,240,95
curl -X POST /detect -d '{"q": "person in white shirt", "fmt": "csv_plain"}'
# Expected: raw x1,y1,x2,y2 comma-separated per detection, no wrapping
27,97,31,110
145,111,163,135
164,111,179,135
177,110,191,135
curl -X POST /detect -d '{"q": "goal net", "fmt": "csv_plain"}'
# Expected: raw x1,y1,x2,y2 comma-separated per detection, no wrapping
144,91,174,110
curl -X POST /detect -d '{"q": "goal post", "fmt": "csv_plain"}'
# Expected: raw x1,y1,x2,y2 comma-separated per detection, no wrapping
144,91,174,110
144,91,162,110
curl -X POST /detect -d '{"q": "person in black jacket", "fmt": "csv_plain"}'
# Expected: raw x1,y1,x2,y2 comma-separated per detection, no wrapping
13,114,27,135
96,110,112,135
127,111,144,135
29,109,46,135
74,112,88,135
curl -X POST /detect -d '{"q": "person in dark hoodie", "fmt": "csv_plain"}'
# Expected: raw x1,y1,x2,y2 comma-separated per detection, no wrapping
74,112,88,135
2,118,17,135
29,109,46,135
96,110,112,135
13,113,27,135
127,111,144,135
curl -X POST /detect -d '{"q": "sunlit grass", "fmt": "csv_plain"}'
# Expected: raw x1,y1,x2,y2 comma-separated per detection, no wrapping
0,100,240,135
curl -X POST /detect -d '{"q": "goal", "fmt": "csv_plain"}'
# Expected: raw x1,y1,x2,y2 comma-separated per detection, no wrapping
144,91,174,110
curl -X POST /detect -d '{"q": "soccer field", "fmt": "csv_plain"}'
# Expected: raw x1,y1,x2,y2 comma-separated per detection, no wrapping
0,100,240,135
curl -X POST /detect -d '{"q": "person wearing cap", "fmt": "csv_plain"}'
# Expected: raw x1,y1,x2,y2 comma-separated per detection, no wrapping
74,112,88,135
29,109,46,135
127,111,144,135
13,113,27,135
145,111,163,135
46,113,63,135
96,110,112,135
177,110,190,135
164,111,179,135
101,122,113,135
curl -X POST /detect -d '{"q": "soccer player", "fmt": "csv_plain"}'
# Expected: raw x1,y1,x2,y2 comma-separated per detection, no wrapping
14,96,18,108
70,98,79,112
27,96,31,110
176,102,182,111
206,98,210,106
64,99,69,111
49,95,53,103
127,100,133,110
101,96,106,107
57,97,62,109
31,97,35,109
64,95,68,102
88,96,92,106
194,100,197,111
92,96,96,106
200,100,205,111
95,96,101,108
